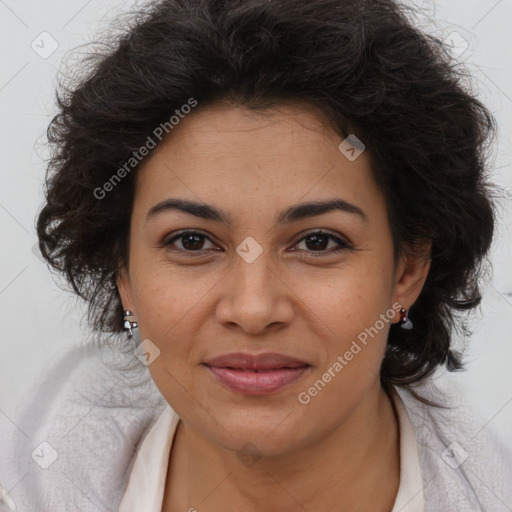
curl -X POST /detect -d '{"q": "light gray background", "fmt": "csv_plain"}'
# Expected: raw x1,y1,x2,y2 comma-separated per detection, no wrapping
1,0,511,449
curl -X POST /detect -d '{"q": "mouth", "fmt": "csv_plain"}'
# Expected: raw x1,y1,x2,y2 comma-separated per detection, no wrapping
203,352,311,395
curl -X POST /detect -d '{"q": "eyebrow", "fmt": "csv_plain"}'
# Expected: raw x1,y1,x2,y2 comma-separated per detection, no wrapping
146,197,367,225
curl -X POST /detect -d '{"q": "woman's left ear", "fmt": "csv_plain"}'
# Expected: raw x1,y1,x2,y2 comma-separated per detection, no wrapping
392,240,432,312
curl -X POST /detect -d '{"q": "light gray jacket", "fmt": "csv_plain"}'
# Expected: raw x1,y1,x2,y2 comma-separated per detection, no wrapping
1,341,511,511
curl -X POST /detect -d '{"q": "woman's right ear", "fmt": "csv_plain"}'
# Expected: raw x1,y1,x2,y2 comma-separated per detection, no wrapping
117,268,134,312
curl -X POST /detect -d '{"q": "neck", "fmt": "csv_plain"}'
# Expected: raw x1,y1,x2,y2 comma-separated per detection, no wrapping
164,383,399,512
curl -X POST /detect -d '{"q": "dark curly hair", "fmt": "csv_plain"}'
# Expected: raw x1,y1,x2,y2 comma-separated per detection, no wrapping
37,0,496,390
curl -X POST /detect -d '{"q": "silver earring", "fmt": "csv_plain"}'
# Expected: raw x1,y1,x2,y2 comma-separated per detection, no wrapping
399,307,413,330
123,310,138,337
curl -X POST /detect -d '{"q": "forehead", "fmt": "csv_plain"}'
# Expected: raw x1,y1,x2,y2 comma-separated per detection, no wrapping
134,103,385,223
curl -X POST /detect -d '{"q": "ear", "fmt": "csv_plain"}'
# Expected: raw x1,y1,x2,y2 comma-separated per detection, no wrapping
392,241,431,320
117,267,135,312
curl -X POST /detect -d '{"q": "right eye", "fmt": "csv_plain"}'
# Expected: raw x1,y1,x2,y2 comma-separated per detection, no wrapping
163,230,220,253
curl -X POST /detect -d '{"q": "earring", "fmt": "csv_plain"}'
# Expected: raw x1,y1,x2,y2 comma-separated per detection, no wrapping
399,307,413,330
123,310,138,337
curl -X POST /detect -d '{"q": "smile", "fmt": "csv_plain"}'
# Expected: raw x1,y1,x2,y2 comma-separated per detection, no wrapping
203,352,311,395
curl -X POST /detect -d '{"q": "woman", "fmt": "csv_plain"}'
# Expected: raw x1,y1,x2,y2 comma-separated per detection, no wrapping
2,0,511,510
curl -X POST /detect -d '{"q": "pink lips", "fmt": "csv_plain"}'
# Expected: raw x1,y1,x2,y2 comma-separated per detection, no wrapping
204,352,310,395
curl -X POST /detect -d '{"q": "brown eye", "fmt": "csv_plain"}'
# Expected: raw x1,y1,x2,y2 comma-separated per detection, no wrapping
293,230,351,254
164,231,217,252
181,233,205,250
304,233,329,250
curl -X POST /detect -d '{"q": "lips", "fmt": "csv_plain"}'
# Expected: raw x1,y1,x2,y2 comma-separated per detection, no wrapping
203,352,310,395
204,352,309,370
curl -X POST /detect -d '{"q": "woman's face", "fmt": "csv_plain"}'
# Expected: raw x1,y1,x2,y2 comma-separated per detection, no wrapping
119,103,428,456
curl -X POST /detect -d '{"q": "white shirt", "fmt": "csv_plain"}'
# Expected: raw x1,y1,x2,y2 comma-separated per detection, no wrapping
119,390,425,511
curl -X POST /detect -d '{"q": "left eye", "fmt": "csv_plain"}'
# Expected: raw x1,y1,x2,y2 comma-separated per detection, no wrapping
293,231,350,253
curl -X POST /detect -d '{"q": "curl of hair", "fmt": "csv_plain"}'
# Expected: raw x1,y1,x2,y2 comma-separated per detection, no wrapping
37,0,496,391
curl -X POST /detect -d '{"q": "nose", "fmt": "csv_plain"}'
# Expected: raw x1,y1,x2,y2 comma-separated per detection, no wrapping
215,249,295,335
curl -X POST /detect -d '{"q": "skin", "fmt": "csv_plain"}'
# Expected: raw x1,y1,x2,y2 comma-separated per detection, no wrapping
118,102,431,512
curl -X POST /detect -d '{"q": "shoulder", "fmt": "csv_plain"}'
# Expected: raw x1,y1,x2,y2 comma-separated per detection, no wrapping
396,378,512,512
1,341,166,512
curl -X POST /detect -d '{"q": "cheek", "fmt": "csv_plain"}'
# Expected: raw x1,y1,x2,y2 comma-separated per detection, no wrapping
128,253,218,341
127,260,222,404
298,262,393,341
295,265,394,402
295,281,393,418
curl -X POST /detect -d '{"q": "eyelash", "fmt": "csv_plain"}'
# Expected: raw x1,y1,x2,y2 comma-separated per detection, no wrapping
162,229,353,256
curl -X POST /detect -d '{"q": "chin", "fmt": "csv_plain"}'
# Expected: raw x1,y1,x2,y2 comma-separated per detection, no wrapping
221,429,305,459
198,407,319,458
